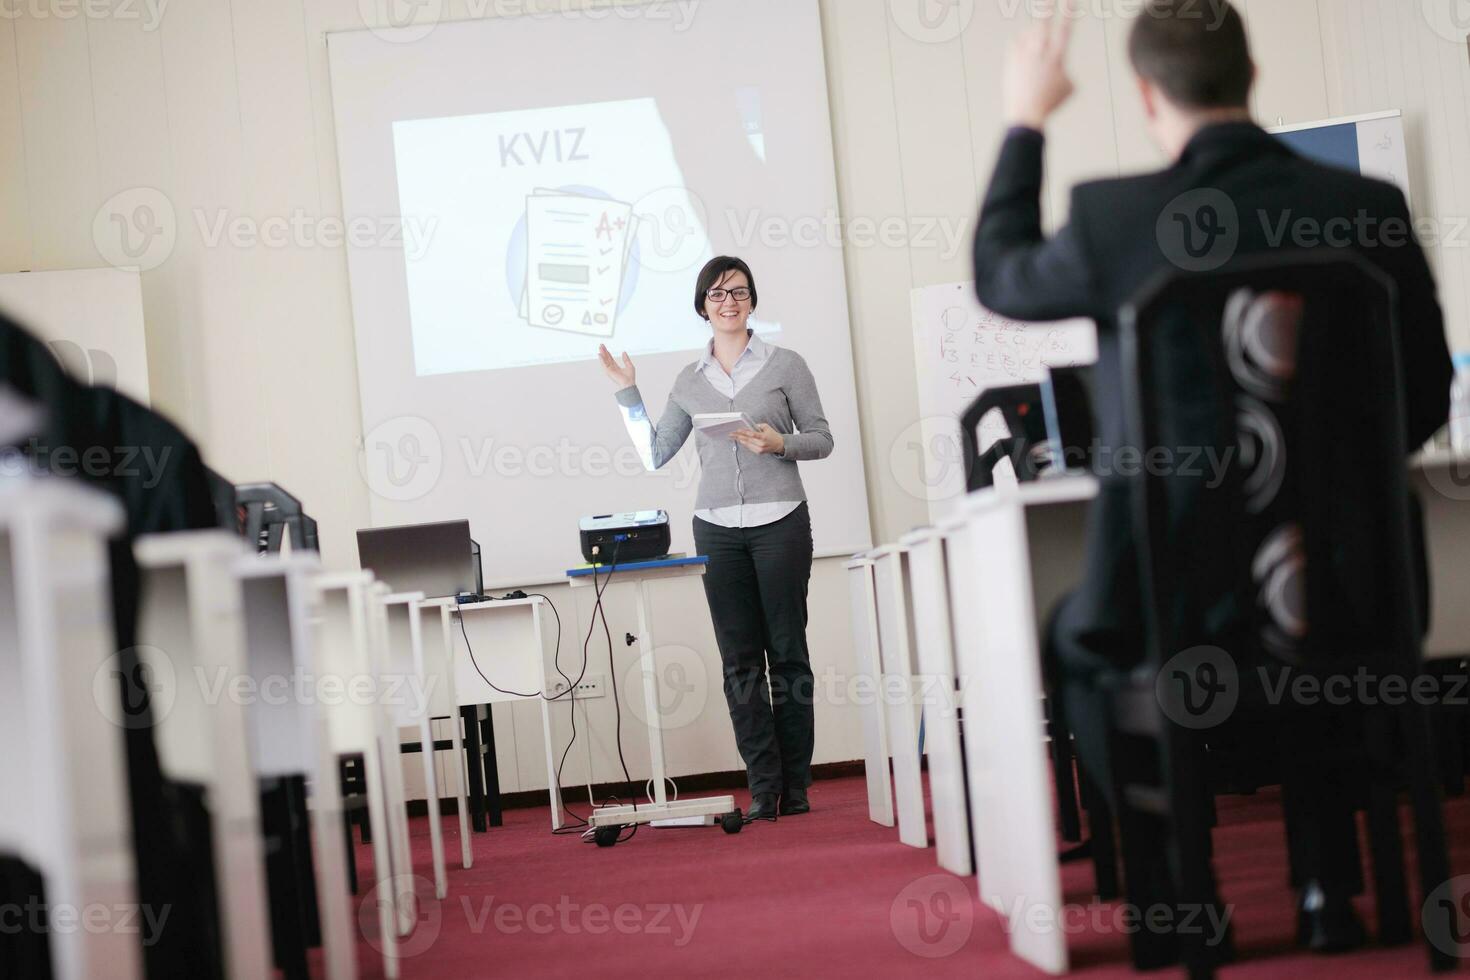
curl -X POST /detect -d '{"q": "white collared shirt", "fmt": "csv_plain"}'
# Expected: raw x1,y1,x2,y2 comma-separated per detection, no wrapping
696,328,769,397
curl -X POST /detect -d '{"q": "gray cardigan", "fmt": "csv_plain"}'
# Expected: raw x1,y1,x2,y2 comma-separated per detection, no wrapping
614,347,834,512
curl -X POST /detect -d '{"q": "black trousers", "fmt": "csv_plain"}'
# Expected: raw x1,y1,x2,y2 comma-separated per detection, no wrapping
693,503,815,796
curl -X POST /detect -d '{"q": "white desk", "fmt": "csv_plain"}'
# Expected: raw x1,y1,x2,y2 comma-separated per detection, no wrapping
954,477,1095,976
236,554,356,980
135,531,273,980
365,582,417,936
310,571,402,978
417,597,474,868
845,555,894,827
901,525,972,876
871,543,927,849
942,509,1002,893
451,596,564,830
567,558,737,831
0,477,141,980
381,592,447,900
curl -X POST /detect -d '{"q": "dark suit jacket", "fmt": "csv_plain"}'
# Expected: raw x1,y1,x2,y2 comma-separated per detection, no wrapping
972,122,1452,663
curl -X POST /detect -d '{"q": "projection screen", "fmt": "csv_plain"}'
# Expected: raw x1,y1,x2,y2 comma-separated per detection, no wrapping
327,0,871,585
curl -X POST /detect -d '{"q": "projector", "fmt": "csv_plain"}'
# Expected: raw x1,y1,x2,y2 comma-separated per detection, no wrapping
579,511,672,564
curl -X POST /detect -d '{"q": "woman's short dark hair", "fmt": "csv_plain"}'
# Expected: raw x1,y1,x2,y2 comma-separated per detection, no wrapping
1129,0,1253,110
694,256,757,320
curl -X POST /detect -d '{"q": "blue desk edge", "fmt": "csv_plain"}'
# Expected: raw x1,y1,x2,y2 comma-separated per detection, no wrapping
566,555,709,578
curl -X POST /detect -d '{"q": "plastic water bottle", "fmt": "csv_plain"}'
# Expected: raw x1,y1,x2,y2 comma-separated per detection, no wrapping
1450,352,1470,456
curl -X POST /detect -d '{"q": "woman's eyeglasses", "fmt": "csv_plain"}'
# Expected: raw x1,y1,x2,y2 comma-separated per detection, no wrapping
706,287,752,302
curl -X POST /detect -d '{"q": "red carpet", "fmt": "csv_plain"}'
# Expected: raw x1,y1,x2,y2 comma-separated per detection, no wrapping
327,776,1469,979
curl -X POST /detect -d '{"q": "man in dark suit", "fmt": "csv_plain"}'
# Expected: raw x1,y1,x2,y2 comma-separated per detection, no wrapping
972,0,1452,951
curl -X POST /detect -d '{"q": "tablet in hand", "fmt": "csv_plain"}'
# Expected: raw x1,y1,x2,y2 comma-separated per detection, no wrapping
692,412,757,441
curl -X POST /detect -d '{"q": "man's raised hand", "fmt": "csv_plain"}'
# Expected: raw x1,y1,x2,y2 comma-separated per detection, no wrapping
1003,4,1077,130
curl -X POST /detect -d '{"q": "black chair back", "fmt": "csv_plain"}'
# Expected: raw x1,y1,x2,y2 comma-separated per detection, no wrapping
960,382,1047,490
236,482,319,554
1120,250,1418,674
1119,250,1454,969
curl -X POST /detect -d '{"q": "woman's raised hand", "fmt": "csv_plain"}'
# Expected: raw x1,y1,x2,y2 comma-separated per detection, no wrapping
597,344,636,388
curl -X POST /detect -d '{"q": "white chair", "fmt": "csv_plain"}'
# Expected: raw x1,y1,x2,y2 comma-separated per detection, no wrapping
310,571,401,980
134,530,273,980
379,591,448,900
872,544,927,849
845,554,893,827
417,598,473,870
236,554,357,980
0,476,141,980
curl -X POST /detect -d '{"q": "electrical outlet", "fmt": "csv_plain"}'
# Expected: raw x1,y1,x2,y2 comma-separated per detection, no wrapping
548,674,604,699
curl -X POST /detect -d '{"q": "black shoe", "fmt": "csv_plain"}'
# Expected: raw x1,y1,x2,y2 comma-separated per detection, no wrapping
745,792,778,822
1296,881,1366,953
778,787,809,815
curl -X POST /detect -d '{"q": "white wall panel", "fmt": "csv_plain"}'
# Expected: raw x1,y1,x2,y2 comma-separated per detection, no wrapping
0,16,33,274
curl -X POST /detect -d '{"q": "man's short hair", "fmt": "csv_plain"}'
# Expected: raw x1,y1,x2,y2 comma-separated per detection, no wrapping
1128,0,1254,110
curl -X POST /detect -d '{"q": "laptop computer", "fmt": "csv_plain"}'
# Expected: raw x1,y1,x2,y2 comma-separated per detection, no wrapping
355,519,477,599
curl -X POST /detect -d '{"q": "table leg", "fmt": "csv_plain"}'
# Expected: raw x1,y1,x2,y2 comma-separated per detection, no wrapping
341,809,358,894
417,716,447,900
460,706,488,833
635,577,669,804
260,778,308,980
286,776,321,948
481,705,504,827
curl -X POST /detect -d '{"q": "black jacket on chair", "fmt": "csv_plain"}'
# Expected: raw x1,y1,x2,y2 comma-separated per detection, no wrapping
1,312,218,643
2,310,227,978
973,122,1452,664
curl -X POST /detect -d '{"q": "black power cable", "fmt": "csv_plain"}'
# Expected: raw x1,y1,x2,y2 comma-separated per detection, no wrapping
454,540,644,841
520,590,594,833
456,595,540,699
454,591,594,832
548,546,636,836
584,540,645,843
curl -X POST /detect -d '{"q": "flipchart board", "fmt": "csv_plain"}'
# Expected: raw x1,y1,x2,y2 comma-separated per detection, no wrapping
0,268,151,405
906,280,1096,522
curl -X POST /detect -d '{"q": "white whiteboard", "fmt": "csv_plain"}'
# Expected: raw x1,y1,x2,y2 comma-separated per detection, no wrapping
326,0,871,586
0,267,150,404
907,280,1096,521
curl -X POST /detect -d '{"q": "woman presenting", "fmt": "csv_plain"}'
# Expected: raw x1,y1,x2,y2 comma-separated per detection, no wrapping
598,256,833,821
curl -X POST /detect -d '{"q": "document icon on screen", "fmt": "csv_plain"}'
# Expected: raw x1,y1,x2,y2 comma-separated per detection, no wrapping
520,190,636,337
